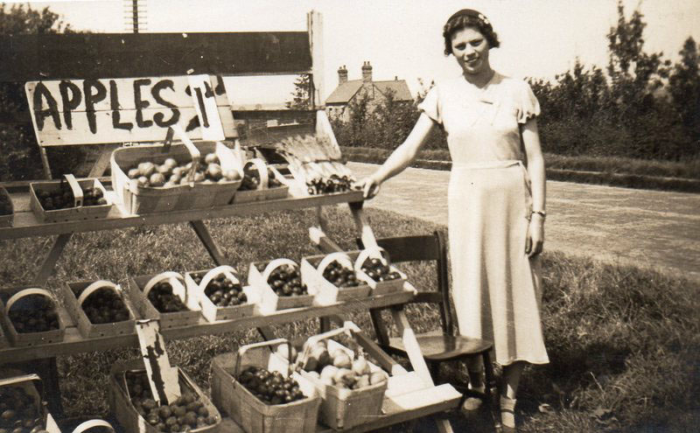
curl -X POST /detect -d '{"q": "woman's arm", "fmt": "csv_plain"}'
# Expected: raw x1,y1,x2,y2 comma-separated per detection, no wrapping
362,113,436,198
521,118,546,257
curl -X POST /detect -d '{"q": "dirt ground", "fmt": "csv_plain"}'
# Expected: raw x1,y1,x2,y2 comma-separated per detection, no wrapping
349,162,700,282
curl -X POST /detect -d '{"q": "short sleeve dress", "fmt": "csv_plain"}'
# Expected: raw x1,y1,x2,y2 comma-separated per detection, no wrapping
418,72,549,366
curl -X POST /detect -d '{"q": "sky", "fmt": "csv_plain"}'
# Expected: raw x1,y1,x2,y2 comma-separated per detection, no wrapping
5,0,700,105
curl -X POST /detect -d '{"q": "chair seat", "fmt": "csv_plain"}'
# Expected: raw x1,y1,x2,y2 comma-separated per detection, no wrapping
389,331,493,362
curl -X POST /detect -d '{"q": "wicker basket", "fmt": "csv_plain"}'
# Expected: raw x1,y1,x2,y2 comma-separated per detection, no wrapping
0,373,57,432
301,252,372,305
61,280,138,339
0,186,13,228
296,326,388,430
184,266,259,322
29,175,112,223
210,339,321,433
0,287,66,347
109,358,222,433
111,141,242,215
233,160,289,204
127,272,202,329
248,259,314,314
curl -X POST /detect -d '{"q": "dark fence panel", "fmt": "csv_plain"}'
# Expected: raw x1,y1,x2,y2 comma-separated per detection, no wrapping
0,32,312,81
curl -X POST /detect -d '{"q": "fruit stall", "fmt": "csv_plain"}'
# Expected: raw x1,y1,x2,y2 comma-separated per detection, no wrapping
0,12,462,433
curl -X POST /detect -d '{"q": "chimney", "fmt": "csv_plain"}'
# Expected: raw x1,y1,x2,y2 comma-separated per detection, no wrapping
338,65,348,85
362,61,372,83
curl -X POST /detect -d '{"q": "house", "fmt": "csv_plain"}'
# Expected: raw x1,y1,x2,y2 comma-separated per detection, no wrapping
325,62,413,122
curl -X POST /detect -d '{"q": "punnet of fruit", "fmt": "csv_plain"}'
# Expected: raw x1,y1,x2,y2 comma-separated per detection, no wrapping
210,338,321,433
111,140,244,214
128,272,202,329
353,247,408,295
293,325,389,429
63,280,136,339
0,374,50,433
109,359,221,433
185,265,258,322
301,252,372,305
238,158,284,191
0,288,65,346
29,175,112,223
248,259,314,313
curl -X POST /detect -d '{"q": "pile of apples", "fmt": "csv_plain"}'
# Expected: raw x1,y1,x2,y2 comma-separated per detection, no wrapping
237,366,307,405
296,341,388,390
0,191,12,216
239,165,283,191
35,186,107,211
0,385,47,433
146,282,189,313
191,272,248,308
79,287,131,324
321,260,362,289
126,153,241,188
126,371,217,432
257,263,308,297
7,295,60,333
360,257,402,283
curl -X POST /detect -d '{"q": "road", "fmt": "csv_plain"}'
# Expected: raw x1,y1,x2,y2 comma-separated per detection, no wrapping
348,162,700,282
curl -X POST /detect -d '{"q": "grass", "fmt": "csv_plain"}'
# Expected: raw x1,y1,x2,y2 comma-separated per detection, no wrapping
341,146,700,193
1,207,698,432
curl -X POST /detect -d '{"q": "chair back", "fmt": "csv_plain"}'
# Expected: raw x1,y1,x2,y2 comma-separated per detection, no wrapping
357,231,454,336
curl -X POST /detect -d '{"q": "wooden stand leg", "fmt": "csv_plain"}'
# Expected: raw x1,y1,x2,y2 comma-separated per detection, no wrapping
189,220,227,266
34,233,72,286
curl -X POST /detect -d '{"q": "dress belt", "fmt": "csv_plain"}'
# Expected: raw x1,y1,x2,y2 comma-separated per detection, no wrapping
451,160,533,219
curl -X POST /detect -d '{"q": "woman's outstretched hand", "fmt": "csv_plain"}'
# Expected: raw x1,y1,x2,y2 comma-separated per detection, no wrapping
526,216,545,257
360,176,382,199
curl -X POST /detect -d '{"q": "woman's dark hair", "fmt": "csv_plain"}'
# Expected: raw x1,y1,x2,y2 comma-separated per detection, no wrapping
443,9,500,55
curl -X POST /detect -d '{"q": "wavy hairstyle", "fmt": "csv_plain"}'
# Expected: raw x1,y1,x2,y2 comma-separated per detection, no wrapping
443,9,500,56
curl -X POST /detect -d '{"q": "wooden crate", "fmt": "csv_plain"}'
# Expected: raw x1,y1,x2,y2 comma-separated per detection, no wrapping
127,273,202,329
0,187,13,228
61,280,138,339
233,163,289,204
0,287,66,347
248,260,314,314
109,358,222,433
29,177,112,223
299,338,388,430
210,341,321,433
301,252,371,305
111,141,242,215
185,267,258,323
349,250,408,296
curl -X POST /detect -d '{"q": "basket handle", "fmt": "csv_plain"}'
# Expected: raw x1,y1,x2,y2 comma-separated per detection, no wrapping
169,125,202,183
143,272,185,298
198,265,239,292
354,247,389,273
316,252,354,276
244,158,269,190
234,338,292,379
77,280,121,307
5,288,55,314
296,322,361,370
62,174,84,208
71,419,115,433
261,258,298,282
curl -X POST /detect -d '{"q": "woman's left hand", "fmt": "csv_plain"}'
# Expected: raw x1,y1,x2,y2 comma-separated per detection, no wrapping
526,215,545,257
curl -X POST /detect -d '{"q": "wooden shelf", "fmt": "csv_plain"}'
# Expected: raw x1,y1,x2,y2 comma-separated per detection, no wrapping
0,189,364,240
0,289,414,363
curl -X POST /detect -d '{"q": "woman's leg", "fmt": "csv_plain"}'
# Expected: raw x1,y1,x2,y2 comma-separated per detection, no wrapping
500,361,526,430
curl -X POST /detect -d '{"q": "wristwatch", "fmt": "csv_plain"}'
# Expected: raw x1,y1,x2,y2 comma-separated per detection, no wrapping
532,210,547,219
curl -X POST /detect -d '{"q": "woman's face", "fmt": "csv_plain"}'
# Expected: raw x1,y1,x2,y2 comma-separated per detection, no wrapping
450,27,490,76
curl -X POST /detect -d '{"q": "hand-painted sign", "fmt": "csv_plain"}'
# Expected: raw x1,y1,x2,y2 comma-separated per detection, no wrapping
25,75,235,146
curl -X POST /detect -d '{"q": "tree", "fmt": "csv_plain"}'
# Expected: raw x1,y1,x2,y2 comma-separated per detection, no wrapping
0,3,76,181
286,74,311,110
668,37,700,141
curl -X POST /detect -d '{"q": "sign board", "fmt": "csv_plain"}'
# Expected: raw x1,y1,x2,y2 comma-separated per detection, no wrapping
25,75,236,146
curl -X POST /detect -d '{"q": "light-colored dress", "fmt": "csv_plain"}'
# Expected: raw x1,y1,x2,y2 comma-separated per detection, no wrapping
419,72,549,366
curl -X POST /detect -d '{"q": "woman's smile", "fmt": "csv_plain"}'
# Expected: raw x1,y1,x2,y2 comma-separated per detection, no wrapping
451,27,491,77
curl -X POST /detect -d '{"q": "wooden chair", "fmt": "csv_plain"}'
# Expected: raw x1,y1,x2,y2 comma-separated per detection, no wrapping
358,231,496,404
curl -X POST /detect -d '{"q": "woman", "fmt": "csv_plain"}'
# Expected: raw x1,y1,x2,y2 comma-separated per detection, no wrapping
361,9,549,432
